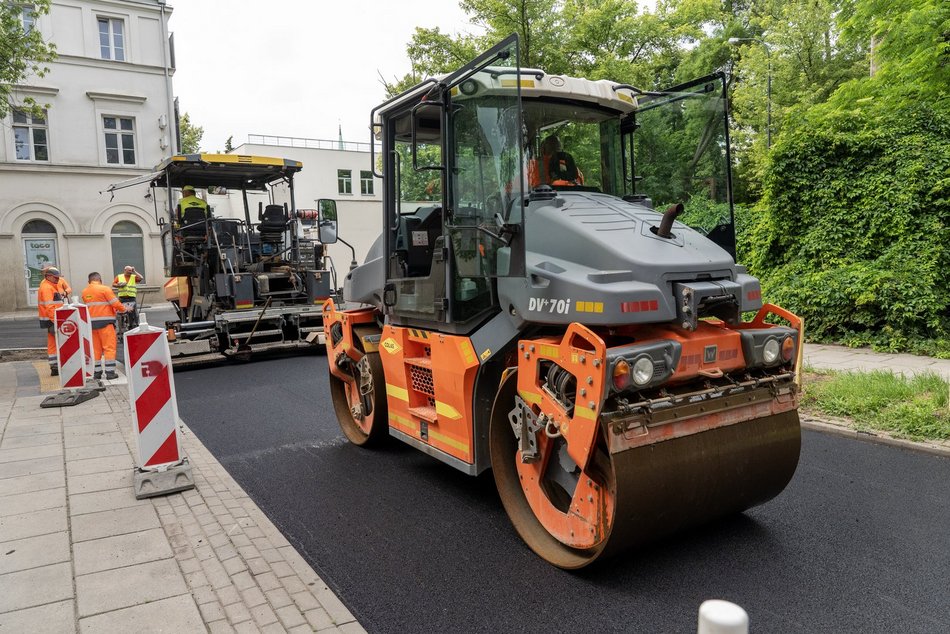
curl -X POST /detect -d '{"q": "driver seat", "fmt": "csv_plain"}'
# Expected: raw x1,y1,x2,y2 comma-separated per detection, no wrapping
259,204,287,245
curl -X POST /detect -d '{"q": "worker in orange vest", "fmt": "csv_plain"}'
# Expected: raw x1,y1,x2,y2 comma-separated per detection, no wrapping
37,266,66,375
527,134,585,188
42,262,72,298
80,272,126,380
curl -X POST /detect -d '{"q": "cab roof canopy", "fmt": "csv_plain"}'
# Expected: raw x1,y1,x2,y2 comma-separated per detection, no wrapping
151,153,302,191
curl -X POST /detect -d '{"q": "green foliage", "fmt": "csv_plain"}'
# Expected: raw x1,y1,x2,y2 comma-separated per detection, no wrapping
179,112,203,154
1,0,57,120
395,0,949,356
746,0,950,356
802,370,950,440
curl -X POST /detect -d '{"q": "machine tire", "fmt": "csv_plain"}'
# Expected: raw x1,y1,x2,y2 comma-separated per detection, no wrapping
330,351,388,446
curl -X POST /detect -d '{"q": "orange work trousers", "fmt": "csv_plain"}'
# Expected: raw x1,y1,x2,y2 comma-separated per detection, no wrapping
92,325,118,371
46,331,57,368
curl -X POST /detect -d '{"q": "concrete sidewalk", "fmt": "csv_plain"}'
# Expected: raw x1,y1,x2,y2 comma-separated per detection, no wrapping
804,343,950,378
0,361,364,634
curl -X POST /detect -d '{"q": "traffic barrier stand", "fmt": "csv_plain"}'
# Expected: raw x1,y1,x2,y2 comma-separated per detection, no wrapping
697,600,749,634
41,304,101,408
125,313,195,499
72,296,95,382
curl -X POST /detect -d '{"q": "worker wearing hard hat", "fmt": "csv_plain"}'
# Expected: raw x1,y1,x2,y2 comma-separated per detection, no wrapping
176,185,209,223
37,266,66,375
41,262,72,298
81,272,126,380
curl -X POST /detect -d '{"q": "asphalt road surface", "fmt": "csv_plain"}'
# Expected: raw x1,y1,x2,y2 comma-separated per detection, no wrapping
175,355,950,634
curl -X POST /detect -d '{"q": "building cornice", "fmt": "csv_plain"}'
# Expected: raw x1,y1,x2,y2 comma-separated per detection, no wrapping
86,91,148,104
84,0,169,15
0,163,156,178
12,84,59,96
53,54,174,76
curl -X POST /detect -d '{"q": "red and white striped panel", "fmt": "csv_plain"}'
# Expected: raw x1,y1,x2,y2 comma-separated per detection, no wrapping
55,306,84,389
125,323,182,469
74,303,94,379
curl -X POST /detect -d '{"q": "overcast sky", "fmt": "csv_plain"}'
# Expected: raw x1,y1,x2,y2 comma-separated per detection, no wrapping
168,0,484,152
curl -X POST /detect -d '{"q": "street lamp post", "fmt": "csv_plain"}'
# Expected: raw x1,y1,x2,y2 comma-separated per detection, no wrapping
729,37,772,148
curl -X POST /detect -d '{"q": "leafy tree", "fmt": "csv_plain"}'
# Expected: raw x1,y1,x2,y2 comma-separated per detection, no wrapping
1,1,56,119
225,136,234,153
747,0,950,355
179,112,203,154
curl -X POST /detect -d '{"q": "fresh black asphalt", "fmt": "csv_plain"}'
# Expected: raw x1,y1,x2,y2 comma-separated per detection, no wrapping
173,355,949,633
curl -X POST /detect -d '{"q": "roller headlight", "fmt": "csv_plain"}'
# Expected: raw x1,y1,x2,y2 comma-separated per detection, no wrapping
632,356,654,386
763,338,781,364
612,359,631,391
781,335,795,362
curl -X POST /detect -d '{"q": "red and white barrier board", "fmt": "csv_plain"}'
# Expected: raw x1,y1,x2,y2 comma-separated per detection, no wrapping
73,301,94,379
125,319,183,470
55,306,85,389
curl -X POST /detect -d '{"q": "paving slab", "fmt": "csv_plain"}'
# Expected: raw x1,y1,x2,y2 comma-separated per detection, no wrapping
67,468,132,495
66,441,132,462
66,453,134,478
0,431,61,449
0,454,62,479
76,557,188,617
73,527,173,575
0,469,64,497
0,486,65,517
2,421,61,437
0,561,73,613
0,442,63,463
69,486,141,516
77,593,203,634
71,503,161,543
0,599,76,634
63,430,125,449
0,530,71,575
0,505,67,542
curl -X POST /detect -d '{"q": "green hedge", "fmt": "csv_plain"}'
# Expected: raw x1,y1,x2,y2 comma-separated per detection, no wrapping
742,102,950,357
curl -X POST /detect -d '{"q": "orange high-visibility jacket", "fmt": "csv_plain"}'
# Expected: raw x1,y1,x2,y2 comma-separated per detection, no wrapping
80,281,126,329
37,278,65,327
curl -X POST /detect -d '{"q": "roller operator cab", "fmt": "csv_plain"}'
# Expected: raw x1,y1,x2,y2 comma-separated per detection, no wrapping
109,154,338,365
323,35,803,569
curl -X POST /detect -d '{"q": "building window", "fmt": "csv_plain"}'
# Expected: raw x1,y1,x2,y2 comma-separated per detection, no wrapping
20,6,36,33
23,219,56,234
98,17,125,61
337,169,352,194
110,221,145,278
13,109,49,161
360,170,374,195
103,116,135,165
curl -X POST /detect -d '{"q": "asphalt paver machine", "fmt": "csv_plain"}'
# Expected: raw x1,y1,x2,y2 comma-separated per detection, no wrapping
110,154,337,365
321,35,803,568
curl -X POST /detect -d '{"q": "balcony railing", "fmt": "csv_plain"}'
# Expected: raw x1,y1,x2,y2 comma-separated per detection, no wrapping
246,135,376,153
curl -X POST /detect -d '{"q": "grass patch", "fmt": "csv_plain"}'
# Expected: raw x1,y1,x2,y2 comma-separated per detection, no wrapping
800,369,950,441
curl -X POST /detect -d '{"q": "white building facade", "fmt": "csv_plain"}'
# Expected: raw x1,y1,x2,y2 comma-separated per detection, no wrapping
0,0,175,311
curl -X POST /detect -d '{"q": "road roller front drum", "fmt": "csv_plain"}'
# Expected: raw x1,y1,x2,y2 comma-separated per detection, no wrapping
491,371,801,569
330,351,388,446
